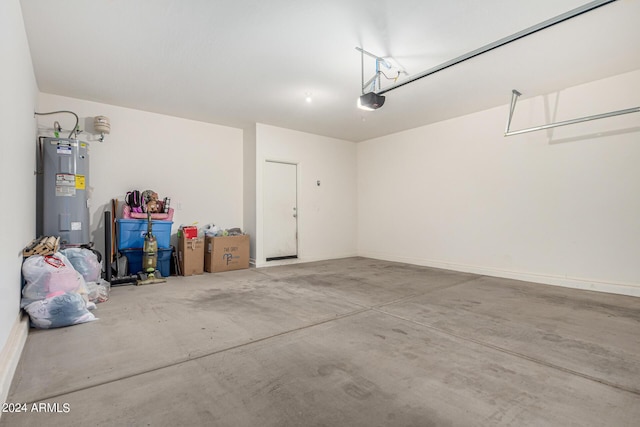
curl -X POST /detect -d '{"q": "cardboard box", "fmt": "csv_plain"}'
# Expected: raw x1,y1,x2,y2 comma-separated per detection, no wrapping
205,234,250,273
178,236,204,276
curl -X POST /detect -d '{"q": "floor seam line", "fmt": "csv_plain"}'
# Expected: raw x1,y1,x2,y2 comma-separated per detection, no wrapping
315,276,485,312
18,307,372,405
372,276,485,309
373,308,640,396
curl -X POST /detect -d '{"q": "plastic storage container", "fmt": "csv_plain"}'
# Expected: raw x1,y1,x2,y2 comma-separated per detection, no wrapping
117,219,172,250
120,247,173,277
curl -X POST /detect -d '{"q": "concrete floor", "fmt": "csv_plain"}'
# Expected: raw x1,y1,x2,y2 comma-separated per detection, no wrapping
2,257,639,426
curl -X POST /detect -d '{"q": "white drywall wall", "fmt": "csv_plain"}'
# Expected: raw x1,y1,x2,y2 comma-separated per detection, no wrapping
243,124,257,262
37,94,244,260
0,0,38,399
358,69,640,296
255,124,357,266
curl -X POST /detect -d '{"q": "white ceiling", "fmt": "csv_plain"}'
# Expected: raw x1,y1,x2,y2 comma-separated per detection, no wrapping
20,0,640,142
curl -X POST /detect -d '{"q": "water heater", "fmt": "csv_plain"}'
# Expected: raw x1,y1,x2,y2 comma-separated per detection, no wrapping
39,137,91,246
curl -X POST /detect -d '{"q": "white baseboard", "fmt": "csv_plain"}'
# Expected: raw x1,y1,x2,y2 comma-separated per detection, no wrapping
254,252,358,269
0,313,28,415
359,252,640,298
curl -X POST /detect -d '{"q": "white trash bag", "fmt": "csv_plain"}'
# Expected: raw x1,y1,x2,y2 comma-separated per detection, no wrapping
21,253,88,306
24,293,96,329
60,248,102,283
86,279,111,303
21,253,95,329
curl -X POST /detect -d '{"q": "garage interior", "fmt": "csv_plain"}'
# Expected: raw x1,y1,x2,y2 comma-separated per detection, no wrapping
2,0,639,425
3,258,640,425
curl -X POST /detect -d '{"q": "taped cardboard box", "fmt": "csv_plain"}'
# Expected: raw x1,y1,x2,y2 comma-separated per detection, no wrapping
205,234,250,273
178,235,204,276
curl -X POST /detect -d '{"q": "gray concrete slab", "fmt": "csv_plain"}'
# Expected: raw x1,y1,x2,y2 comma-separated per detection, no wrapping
3,258,639,426
380,275,640,393
8,268,365,403
3,310,639,426
257,257,479,307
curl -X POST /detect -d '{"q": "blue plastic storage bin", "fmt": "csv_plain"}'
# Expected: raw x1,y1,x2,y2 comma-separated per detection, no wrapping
117,219,172,250
121,247,173,277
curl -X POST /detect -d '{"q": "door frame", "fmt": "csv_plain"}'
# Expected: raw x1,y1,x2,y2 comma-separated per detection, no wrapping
262,159,299,262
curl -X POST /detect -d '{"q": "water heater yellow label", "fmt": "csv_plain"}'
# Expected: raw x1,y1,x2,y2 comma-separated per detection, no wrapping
75,175,85,190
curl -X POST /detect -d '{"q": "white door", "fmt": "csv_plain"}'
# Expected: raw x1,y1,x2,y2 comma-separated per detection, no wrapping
264,161,298,260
